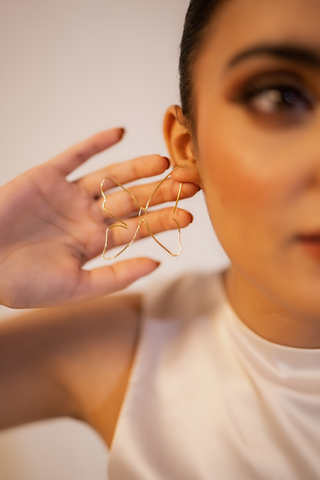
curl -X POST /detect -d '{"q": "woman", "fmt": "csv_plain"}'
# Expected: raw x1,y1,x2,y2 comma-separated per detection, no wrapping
1,0,320,478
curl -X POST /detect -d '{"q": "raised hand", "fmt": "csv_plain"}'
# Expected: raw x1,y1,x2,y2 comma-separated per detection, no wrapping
0,128,198,308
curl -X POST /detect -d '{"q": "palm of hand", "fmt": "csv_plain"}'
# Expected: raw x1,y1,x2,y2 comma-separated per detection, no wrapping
0,163,104,307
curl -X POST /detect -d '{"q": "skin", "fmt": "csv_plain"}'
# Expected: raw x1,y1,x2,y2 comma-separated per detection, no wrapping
0,294,141,447
2,0,320,453
165,0,320,348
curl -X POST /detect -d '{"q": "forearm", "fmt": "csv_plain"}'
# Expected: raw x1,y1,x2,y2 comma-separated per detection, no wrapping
0,311,77,431
0,293,141,445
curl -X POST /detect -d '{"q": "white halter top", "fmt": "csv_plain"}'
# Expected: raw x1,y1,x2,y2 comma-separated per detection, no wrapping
108,270,320,479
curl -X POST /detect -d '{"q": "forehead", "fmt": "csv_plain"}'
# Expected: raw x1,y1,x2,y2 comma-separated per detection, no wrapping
197,0,320,75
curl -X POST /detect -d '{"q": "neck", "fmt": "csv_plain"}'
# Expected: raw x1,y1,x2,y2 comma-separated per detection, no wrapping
223,266,320,349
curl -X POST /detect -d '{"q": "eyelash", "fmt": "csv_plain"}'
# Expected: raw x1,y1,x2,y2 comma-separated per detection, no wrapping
235,73,316,115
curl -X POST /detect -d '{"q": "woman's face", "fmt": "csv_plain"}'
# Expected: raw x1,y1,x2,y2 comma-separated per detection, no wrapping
194,0,320,329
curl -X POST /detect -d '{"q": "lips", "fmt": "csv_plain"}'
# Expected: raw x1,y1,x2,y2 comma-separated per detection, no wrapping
297,228,320,238
297,234,320,261
298,235,320,241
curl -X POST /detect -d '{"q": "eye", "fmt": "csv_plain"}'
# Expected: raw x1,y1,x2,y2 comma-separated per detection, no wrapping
233,72,316,117
247,85,311,114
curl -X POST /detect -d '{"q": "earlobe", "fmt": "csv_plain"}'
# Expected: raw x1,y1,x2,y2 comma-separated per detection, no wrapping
163,105,201,187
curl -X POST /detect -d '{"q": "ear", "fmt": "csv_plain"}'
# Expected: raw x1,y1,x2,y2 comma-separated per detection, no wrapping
163,105,201,188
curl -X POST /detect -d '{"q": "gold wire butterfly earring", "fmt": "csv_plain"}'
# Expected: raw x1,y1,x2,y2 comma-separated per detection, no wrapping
100,166,183,260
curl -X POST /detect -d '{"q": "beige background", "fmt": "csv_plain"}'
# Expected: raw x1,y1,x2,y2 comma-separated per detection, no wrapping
0,0,230,478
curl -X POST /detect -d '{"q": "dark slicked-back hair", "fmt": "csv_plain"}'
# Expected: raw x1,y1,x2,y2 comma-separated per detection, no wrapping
179,0,225,136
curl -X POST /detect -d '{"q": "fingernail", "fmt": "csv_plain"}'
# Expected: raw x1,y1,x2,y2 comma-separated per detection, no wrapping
154,261,161,268
163,156,171,169
181,210,194,223
119,128,125,137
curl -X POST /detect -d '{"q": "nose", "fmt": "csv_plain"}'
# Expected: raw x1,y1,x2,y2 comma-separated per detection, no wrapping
296,117,320,190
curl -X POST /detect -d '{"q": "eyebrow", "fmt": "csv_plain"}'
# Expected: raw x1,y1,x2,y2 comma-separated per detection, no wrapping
226,44,320,71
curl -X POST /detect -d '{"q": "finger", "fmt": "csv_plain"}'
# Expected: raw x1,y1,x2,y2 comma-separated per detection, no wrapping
78,154,170,198
106,207,193,250
72,258,161,301
47,128,125,176
94,180,199,221
171,164,201,188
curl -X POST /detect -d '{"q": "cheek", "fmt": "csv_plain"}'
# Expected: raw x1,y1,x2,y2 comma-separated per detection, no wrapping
195,108,320,274
197,105,309,228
